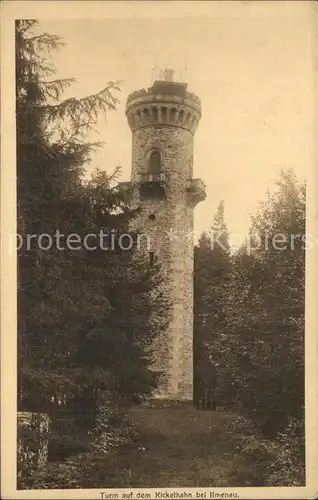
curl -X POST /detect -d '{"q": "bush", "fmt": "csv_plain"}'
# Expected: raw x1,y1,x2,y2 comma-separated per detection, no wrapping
229,440,273,486
17,413,49,489
22,401,139,489
266,417,305,486
224,415,305,486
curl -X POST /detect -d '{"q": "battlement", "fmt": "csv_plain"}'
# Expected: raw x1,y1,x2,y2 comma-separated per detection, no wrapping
126,74,201,134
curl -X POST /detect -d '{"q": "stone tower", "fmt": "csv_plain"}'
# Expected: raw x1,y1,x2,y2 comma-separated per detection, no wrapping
122,69,206,401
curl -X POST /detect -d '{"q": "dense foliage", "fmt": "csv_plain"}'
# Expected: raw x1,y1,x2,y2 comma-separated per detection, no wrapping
193,169,305,484
193,201,232,409
16,19,169,479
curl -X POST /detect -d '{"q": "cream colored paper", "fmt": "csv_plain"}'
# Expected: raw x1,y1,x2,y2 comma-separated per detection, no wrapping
1,1,317,498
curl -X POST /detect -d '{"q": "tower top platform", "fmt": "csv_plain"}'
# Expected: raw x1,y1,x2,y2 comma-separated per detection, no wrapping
126,69,201,134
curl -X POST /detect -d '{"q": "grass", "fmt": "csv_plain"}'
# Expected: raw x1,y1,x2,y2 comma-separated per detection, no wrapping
23,405,303,488
111,406,238,487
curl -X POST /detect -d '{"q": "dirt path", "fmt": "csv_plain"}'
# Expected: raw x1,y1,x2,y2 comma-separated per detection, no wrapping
114,407,237,487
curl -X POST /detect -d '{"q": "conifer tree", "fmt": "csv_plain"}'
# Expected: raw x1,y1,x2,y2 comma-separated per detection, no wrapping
17,19,120,411
16,20,169,446
193,201,232,408
220,170,305,436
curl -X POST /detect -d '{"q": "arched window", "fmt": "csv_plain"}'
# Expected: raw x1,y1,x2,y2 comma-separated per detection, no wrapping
148,149,161,173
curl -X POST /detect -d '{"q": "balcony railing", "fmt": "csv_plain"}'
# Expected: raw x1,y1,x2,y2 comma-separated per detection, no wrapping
187,178,206,205
137,172,166,184
187,178,205,191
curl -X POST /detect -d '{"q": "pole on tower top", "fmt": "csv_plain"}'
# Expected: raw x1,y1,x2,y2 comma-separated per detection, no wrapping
163,68,174,82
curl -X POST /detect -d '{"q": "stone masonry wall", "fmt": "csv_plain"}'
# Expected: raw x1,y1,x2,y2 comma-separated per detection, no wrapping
130,125,195,400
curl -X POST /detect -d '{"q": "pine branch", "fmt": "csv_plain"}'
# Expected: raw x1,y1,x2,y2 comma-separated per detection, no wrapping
39,78,76,101
56,122,99,149
25,33,65,55
16,20,38,35
18,59,56,77
43,82,122,128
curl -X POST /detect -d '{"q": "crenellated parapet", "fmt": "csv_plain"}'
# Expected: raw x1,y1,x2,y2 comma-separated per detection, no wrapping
126,79,202,135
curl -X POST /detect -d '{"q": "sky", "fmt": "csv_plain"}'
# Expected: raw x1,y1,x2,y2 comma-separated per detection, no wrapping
36,1,315,243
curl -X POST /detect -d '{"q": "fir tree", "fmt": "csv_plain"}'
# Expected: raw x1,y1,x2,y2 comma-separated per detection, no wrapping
218,169,305,436
233,169,305,436
193,201,232,408
16,20,169,451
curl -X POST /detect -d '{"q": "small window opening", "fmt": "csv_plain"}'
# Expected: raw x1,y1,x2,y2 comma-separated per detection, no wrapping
149,251,155,266
149,213,156,221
